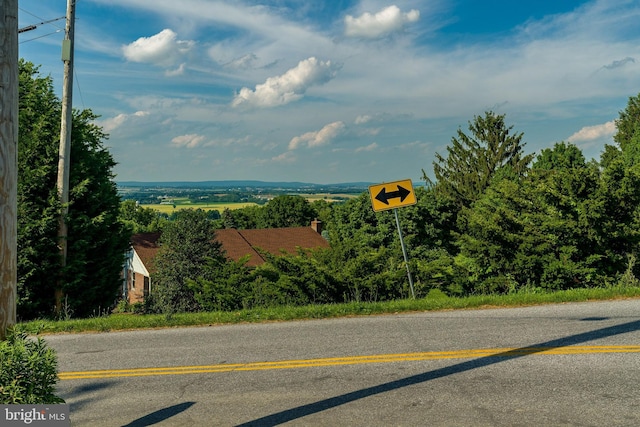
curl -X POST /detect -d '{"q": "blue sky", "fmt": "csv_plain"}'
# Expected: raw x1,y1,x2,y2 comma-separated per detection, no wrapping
18,0,640,184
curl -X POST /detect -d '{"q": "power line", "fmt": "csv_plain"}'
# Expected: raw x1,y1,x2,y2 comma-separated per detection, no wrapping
74,69,86,110
18,6,86,110
19,15,65,34
19,29,62,44
18,7,65,30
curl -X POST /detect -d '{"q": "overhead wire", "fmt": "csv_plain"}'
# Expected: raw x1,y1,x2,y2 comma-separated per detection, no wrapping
19,30,63,44
19,5,87,110
18,7,65,44
18,7,65,31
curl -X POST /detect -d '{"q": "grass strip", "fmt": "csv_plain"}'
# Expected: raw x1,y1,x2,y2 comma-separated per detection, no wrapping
16,286,640,335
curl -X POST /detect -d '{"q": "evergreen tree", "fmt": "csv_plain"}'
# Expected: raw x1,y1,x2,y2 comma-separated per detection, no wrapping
17,61,130,319
17,62,61,318
150,209,225,314
426,111,534,208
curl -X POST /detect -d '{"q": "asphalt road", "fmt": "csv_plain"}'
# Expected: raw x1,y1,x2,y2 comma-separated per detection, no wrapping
46,299,640,426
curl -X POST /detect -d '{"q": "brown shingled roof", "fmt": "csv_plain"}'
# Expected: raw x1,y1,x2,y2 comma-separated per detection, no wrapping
216,227,330,267
213,229,265,267
130,232,161,274
130,226,329,271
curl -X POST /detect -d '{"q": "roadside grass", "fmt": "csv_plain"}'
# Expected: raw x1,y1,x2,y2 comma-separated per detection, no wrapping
16,285,640,335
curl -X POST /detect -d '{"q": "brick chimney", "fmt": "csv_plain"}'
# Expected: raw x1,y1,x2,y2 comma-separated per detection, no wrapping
311,219,323,234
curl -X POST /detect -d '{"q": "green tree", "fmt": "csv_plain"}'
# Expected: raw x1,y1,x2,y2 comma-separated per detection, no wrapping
220,195,320,230
150,209,225,314
17,62,61,319
326,193,398,272
325,190,450,300
425,111,534,208
17,61,130,319
119,200,162,233
188,257,250,311
614,92,640,154
601,92,640,168
591,93,640,276
262,195,317,228
455,174,601,293
221,205,264,229
589,156,640,276
260,250,339,305
403,186,459,295
533,141,586,171
64,109,131,317
454,142,623,293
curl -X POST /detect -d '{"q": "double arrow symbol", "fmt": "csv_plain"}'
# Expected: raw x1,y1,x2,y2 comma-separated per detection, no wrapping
375,185,411,205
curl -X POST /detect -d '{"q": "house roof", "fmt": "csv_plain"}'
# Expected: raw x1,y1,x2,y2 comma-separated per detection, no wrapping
213,229,264,267
130,225,329,271
215,227,330,267
130,232,161,274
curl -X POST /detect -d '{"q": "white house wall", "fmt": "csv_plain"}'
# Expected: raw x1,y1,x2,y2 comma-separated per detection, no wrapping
132,250,150,276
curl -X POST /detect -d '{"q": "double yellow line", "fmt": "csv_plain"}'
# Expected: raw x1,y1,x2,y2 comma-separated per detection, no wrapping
58,345,640,381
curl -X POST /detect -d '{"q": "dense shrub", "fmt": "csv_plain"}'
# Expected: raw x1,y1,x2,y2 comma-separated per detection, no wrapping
0,332,64,404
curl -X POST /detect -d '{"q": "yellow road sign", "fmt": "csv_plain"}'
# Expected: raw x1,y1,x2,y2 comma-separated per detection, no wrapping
369,179,416,212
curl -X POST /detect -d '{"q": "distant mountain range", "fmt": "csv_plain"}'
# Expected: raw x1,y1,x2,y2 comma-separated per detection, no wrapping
117,180,375,190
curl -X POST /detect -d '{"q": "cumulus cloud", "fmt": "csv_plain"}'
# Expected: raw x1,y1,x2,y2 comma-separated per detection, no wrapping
171,134,206,148
344,5,420,39
567,120,616,142
122,29,195,68
288,121,346,150
231,57,339,108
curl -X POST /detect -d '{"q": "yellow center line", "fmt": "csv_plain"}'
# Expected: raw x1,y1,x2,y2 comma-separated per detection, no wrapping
58,345,640,380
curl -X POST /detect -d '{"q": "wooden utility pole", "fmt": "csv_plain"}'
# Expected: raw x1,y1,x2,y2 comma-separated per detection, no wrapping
0,0,18,340
55,0,76,313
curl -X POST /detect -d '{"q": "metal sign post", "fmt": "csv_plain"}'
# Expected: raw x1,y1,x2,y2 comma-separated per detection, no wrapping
394,208,415,299
369,179,417,299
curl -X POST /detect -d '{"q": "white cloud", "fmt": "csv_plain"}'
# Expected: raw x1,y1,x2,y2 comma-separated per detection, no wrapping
171,134,206,148
203,136,252,148
165,63,187,77
224,53,258,70
567,120,616,142
60,0,640,182
355,142,379,152
288,121,346,150
122,29,195,68
231,57,339,108
345,5,420,39
355,115,372,124
271,151,296,163
99,111,150,132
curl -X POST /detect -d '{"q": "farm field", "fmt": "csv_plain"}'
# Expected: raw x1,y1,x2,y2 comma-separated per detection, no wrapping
140,192,360,214
141,200,258,214
296,193,358,202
